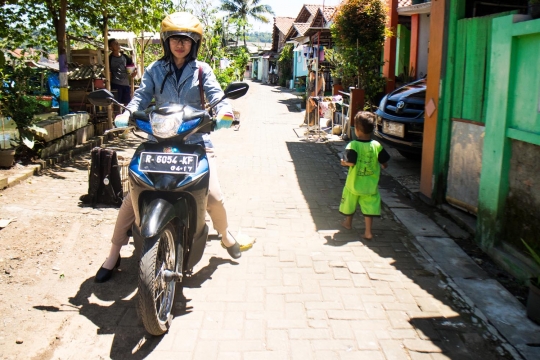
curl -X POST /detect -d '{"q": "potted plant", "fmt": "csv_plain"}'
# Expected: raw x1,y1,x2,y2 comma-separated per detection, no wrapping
522,239,540,324
530,0,540,19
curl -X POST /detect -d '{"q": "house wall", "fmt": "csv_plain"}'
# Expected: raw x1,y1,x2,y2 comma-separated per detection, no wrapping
417,13,431,78
420,0,449,200
278,33,286,51
258,60,264,81
252,58,260,79
395,25,410,76
503,141,540,255
477,14,540,279
293,50,309,87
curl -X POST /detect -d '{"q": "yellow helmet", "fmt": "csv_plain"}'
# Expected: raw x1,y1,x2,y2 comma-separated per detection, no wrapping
161,12,203,54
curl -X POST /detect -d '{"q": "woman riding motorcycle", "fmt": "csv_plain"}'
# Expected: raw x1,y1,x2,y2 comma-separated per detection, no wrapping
95,12,247,283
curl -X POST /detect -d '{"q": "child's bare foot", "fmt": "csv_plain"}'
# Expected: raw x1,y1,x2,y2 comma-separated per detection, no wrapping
340,220,352,230
362,234,373,240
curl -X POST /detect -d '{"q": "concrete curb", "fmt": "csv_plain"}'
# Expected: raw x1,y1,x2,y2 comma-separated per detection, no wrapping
0,135,109,190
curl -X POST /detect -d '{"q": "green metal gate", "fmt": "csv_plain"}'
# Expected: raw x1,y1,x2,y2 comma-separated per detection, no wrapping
445,12,515,214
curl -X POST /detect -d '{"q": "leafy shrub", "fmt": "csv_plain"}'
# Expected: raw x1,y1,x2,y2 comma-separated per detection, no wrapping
278,44,293,87
331,0,391,107
0,51,47,154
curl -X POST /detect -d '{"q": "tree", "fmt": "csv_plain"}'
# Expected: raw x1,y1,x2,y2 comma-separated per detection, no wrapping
0,0,173,122
331,0,391,107
219,0,274,47
278,44,293,87
0,51,49,156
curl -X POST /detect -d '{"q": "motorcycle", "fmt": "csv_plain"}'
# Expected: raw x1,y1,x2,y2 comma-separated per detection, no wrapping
87,82,249,335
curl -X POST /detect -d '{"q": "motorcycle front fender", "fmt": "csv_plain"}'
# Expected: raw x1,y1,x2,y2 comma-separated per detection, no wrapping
139,198,177,239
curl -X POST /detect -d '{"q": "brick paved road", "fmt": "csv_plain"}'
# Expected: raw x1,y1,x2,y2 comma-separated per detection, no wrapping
1,80,514,359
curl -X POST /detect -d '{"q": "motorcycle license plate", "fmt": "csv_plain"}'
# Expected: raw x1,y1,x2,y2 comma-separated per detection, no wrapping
139,152,198,174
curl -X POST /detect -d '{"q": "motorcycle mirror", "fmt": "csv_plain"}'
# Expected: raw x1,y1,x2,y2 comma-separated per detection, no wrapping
87,89,116,107
222,82,249,100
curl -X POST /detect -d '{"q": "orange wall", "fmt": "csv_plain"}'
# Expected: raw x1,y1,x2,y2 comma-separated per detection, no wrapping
420,0,447,199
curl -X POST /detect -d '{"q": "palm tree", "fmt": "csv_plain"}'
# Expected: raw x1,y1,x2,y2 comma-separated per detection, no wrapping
220,0,274,47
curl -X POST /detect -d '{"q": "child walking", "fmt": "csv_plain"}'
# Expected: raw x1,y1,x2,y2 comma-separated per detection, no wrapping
339,111,390,240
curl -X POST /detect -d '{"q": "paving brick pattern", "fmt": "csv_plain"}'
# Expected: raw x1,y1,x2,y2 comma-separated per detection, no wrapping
0,81,514,359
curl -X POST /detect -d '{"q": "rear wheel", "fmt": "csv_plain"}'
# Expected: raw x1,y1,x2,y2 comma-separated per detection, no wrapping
137,223,177,335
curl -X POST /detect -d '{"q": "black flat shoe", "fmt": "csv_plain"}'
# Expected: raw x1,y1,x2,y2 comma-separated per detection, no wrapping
94,256,121,283
221,241,241,259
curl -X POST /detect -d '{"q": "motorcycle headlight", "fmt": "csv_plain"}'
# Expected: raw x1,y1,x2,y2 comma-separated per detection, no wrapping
149,112,183,138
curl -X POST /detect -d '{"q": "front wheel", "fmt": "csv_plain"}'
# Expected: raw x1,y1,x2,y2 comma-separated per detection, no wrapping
137,223,178,335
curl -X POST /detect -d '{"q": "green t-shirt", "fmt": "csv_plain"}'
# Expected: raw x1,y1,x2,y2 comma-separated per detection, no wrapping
344,139,386,195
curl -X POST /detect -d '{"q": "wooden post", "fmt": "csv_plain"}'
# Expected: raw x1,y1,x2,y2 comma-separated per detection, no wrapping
423,0,465,202
332,84,344,96
349,88,365,116
409,14,420,79
383,0,399,93
347,88,365,139
57,0,69,116
103,11,113,129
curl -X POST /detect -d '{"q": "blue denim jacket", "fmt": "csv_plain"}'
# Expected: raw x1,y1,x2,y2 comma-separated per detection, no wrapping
127,59,231,146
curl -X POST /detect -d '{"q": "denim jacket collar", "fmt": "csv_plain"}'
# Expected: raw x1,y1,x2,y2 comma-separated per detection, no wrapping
160,60,198,93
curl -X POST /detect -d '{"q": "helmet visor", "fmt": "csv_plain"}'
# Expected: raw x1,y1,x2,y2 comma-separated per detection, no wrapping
162,31,201,43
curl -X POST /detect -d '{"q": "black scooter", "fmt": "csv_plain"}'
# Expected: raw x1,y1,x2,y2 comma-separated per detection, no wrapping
87,82,249,335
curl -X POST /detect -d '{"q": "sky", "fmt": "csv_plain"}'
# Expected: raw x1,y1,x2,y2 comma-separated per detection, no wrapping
212,0,343,33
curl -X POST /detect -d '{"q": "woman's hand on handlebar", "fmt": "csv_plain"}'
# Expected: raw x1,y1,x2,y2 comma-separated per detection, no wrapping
215,108,235,130
114,113,130,128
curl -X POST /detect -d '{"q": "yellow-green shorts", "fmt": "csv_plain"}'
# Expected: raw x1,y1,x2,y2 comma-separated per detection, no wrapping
339,187,381,217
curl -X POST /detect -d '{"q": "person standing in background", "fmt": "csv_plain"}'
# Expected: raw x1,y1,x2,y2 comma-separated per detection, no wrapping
108,38,137,105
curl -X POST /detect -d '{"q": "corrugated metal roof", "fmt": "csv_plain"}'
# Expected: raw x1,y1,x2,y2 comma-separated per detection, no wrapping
108,30,137,40
67,63,105,80
108,30,160,41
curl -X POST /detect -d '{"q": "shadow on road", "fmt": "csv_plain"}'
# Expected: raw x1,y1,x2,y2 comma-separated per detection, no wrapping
33,254,238,358
33,254,160,359
277,98,303,113
173,256,238,316
284,140,513,359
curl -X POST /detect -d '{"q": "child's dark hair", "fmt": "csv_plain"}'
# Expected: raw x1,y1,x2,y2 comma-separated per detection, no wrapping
354,111,376,135
108,38,117,47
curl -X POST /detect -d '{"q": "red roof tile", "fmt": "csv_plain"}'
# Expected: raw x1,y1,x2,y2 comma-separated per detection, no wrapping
294,23,311,36
274,17,295,35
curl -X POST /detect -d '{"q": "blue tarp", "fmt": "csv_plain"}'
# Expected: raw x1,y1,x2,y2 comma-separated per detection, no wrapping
47,73,60,107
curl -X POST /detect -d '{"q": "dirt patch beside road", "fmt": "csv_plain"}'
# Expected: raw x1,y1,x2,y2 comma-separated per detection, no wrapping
0,139,139,359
